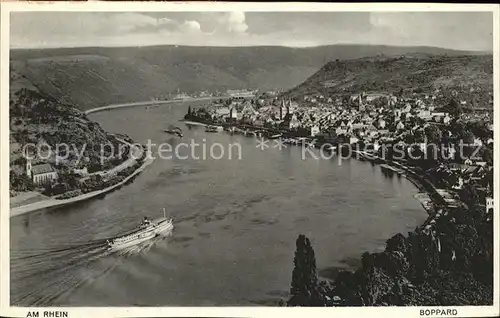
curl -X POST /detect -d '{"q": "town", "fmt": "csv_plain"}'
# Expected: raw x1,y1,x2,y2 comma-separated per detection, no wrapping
185,87,494,220
184,85,494,306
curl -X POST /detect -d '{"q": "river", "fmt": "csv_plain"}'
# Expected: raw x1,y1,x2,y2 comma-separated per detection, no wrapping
10,101,427,306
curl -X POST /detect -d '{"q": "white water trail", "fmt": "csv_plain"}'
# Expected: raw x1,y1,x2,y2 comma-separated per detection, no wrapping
11,232,172,306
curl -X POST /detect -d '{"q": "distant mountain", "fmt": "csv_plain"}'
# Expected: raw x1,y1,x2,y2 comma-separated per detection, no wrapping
284,54,493,107
10,44,489,110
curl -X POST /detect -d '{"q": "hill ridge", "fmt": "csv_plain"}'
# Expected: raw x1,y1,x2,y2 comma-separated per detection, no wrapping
10,44,491,110
284,54,493,107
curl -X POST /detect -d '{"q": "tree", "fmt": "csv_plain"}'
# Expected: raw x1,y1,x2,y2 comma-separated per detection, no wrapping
451,121,466,137
396,88,404,98
404,132,415,144
288,234,325,306
445,98,462,118
424,125,441,144
58,172,80,190
462,130,475,145
10,170,35,192
414,130,425,143
479,146,493,166
467,121,491,140
459,183,479,208
87,158,103,173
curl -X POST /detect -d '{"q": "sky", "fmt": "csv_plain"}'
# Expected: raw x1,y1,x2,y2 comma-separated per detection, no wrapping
10,11,494,51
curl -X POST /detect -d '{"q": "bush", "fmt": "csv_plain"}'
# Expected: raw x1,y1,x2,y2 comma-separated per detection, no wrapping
43,182,69,196
10,171,35,192
56,189,82,200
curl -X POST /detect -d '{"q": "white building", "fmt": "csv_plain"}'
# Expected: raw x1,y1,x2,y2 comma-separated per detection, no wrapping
452,177,464,190
402,104,412,113
229,107,238,119
226,89,256,99
431,112,448,118
73,166,89,177
349,136,359,144
418,110,432,120
215,106,230,117
418,142,427,155
378,118,386,129
289,114,300,129
336,127,347,135
486,197,494,215
310,125,320,137
26,159,58,186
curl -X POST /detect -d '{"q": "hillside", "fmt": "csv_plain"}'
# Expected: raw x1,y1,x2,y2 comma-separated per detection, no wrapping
285,54,493,107
10,44,487,110
9,87,123,178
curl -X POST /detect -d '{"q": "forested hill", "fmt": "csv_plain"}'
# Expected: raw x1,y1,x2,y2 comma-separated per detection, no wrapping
284,54,493,108
10,44,487,110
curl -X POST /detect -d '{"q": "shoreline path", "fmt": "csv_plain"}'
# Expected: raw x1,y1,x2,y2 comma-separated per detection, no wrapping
10,96,227,217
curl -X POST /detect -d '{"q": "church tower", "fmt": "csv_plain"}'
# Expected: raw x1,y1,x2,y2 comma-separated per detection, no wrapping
358,94,365,111
26,157,32,178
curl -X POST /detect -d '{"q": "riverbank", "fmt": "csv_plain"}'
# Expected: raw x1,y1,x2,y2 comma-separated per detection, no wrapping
10,136,150,217
287,154,493,306
85,96,228,115
10,156,155,218
10,97,214,217
186,117,493,306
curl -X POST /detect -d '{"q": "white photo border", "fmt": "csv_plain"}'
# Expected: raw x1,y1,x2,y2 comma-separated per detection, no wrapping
0,2,499,318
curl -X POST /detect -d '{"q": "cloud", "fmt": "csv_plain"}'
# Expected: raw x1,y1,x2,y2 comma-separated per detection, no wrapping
180,20,202,34
9,11,493,51
158,17,175,25
111,13,159,33
218,12,248,34
367,12,493,51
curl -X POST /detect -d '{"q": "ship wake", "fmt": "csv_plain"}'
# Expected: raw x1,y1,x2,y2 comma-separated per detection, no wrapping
10,233,171,306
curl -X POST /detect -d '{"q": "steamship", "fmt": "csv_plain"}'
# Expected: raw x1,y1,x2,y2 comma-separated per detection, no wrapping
107,209,173,251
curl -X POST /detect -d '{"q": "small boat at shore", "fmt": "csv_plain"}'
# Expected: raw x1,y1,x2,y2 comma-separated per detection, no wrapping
164,125,183,137
206,125,223,133
284,138,299,145
232,127,245,134
107,209,173,251
243,130,257,137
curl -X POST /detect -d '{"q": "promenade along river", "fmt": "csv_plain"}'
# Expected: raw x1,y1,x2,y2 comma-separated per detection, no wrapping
10,101,427,306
